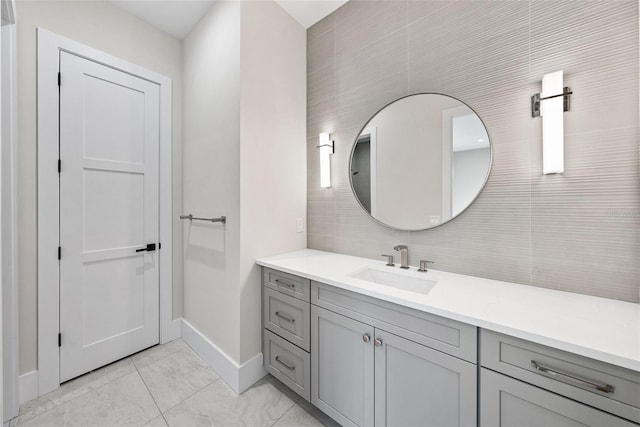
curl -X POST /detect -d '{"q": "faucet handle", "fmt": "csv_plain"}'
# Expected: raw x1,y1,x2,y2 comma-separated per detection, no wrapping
381,254,395,267
418,260,434,272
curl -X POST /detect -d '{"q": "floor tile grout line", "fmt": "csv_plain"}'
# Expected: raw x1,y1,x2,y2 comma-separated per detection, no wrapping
13,357,138,425
269,399,298,427
159,376,223,417
133,358,171,426
132,340,189,370
137,343,226,417
16,341,188,426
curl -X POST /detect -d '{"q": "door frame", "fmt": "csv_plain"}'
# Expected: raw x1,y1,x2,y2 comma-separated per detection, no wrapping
37,28,174,396
2,1,19,419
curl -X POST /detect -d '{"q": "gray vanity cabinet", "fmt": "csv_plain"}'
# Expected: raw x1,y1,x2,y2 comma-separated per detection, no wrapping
262,268,312,401
480,368,638,427
311,305,375,427
311,303,477,427
480,330,640,424
375,330,477,427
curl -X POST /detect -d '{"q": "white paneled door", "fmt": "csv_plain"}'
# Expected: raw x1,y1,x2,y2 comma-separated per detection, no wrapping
59,52,160,382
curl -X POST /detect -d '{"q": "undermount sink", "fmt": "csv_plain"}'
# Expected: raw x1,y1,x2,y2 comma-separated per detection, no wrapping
350,267,437,295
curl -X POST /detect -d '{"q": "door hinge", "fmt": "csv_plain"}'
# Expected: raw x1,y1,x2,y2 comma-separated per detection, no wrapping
58,72,61,87
58,246,61,260
58,159,61,173
158,242,161,249
58,333,62,347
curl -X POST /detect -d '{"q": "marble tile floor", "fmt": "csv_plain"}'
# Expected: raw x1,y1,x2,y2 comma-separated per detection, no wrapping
11,339,339,427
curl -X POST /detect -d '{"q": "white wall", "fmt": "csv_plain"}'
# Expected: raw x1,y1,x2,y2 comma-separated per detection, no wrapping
182,0,306,366
182,0,242,363
15,0,183,374
239,0,306,363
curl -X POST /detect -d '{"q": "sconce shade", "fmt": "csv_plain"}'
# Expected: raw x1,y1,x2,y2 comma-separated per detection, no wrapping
541,70,564,174
319,132,333,188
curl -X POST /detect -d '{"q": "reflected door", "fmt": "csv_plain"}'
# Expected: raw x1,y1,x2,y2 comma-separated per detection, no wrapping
59,52,160,382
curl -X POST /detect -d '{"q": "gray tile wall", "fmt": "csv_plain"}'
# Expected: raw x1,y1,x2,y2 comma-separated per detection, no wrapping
306,0,640,302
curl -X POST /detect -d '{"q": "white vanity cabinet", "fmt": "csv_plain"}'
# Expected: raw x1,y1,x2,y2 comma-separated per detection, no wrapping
310,282,478,427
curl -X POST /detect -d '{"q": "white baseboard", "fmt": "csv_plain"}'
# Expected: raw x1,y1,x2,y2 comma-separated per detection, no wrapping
18,370,39,404
180,319,266,394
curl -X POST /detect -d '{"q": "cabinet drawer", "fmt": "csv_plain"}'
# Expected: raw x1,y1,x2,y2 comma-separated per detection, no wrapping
263,268,310,302
264,329,310,402
480,368,637,427
481,330,640,423
312,281,477,363
264,288,310,351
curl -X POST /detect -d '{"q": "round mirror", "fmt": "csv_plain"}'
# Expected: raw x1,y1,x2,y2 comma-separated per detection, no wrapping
349,93,492,231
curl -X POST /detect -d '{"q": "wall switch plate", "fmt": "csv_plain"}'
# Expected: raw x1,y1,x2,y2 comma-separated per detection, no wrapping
296,218,304,233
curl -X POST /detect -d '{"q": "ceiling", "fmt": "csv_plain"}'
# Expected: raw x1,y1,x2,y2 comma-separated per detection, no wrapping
110,0,347,40
274,0,347,29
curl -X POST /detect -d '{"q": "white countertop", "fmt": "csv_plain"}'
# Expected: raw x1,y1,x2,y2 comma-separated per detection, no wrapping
257,249,640,372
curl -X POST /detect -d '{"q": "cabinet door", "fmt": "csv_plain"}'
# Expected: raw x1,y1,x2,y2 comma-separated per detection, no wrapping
481,368,637,427
311,305,374,427
375,330,477,427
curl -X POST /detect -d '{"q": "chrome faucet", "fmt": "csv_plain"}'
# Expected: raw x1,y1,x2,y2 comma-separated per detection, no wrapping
393,245,409,269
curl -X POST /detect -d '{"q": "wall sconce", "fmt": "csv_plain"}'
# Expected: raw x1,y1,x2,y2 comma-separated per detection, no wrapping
532,70,572,174
317,132,334,188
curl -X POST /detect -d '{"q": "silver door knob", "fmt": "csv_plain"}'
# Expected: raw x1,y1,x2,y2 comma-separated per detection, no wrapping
363,333,371,343
374,338,383,347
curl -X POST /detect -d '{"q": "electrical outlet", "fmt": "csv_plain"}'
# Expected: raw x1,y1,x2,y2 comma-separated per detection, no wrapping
296,218,304,233
429,215,441,225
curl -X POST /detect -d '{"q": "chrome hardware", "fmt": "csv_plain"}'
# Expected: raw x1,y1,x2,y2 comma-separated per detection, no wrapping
374,338,383,347
363,333,371,343
275,311,295,323
180,214,226,224
274,279,295,290
418,260,434,272
393,245,409,269
531,361,614,394
381,254,395,267
531,87,572,118
275,356,295,371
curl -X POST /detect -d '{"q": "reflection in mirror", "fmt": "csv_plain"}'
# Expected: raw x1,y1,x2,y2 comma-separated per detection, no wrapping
349,93,491,231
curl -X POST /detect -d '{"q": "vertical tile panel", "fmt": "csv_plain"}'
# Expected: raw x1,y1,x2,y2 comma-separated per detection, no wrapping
406,0,532,284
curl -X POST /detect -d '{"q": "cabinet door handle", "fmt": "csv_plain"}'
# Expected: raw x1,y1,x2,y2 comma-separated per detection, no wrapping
275,356,295,371
531,361,614,394
135,243,156,253
374,338,383,347
275,311,295,323
274,279,295,290
363,333,371,343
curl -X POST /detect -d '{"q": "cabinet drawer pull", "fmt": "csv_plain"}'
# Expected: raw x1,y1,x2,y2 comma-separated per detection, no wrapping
274,279,295,290
275,355,296,371
363,333,371,343
275,311,295,323
375,338,383,347
531,361,614,394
